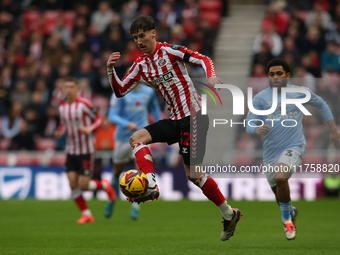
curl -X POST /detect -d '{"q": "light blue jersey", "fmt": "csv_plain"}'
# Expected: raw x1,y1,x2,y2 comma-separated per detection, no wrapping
108,84,161,142
246,84,334,162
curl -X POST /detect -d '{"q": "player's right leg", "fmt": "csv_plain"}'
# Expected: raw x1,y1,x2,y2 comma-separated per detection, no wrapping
66,168,94,224
266,149,303,240
185,165,242,241
128,128,160,203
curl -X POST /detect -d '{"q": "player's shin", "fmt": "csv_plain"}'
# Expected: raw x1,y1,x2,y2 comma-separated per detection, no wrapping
132,142,157,188
112,174,120,194
193,174,233,220
72,187,92,216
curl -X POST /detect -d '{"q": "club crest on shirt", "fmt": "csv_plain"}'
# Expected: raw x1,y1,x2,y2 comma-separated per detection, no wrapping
158,58,167,67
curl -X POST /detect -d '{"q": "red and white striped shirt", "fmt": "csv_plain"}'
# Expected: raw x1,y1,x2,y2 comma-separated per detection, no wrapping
107,42,217,120
57,96,103,155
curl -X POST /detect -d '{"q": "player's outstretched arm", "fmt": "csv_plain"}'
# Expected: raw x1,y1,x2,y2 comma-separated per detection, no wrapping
106,52,140,98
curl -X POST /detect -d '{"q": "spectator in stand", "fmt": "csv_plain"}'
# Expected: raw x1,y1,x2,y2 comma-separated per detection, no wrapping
1,65,13,90
103,29,126,53
0,79,8,116
96,65,113,97
120,0,138,35
301,26,325,55
105,12,126,39
262,0,288,36
42,34,66,68
44,105,60,138
51,78,65,107
74,59,97,90
320,41,340,72
305,0,331,32
1,101,23,139
29,31,43,61
9,80,31,107
157,1,177,27
252,42,274,69
91,1,114,34
282,36,299,57
52,17,72,47
248,63,269,94
293,65,317,91
78,78,94,101
325,18,340,44
253,21,283,57
301,52,322,77
9,120,36,150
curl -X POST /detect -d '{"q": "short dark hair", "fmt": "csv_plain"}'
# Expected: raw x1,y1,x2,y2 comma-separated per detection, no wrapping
130,16,155,35
266,58,290,74
64,76,78,85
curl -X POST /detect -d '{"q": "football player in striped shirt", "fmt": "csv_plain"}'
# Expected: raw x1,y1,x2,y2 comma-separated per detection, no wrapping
106,16,241,240
55,77,116,224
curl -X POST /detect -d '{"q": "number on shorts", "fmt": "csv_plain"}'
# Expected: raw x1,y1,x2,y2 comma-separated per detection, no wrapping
285,150,293,157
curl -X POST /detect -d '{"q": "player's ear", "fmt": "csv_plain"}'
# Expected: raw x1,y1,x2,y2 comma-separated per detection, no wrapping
286,72,291,79
151,29,156,38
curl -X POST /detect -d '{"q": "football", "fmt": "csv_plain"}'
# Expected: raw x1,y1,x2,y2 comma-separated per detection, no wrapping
119,169,149,198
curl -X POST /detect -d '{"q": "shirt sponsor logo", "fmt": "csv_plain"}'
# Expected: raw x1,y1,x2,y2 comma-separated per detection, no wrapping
150,71,174,85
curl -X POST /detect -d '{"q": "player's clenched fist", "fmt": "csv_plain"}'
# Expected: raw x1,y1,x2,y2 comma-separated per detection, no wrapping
107,52,121,68
255,124,271,135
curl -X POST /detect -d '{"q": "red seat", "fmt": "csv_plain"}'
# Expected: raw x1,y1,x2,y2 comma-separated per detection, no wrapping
199,0,223,12
199,12,221,28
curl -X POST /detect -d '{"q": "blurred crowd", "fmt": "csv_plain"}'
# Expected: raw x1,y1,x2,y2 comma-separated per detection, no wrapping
239,0,340,166
0,0,224,159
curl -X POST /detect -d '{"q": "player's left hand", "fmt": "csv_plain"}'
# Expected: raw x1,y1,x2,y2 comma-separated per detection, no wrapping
330,129,340,147
79,127,92,135
208,77,223,90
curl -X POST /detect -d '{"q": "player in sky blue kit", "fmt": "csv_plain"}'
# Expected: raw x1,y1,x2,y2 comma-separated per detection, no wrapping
105,84,161,219
246,58,340,240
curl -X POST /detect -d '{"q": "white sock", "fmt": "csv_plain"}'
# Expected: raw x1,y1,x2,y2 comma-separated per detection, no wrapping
282,219,292,224
71,187,82,199
146,172,157,188
218,201,234,220
82,209,92,216
88,180,97,191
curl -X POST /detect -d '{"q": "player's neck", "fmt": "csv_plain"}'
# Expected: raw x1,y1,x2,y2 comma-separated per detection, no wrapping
66,96,77,103
146,41,157,56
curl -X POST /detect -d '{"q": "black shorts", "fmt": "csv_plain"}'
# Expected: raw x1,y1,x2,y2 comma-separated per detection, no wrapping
65,154,94,177
145,114,209,166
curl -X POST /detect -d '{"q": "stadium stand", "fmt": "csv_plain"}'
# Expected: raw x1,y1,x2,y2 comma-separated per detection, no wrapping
236,0,340,166
0,0,225,166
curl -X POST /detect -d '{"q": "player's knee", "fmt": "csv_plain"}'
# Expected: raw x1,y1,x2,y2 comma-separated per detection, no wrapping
129,134,138,147
79,181,89,190
69,181,78,190
186,173,197,183
274,177,288,186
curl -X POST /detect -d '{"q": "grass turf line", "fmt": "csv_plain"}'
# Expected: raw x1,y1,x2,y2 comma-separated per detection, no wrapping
0,199,339,255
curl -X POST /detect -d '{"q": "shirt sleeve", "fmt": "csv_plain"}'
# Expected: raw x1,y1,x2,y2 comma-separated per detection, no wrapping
166,44,217,78
304,90,334,122
107,61,141,98
82,102,103,132
107,95,130,127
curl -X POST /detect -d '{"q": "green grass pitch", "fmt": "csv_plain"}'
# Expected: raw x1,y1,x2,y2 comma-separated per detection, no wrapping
0,199,339,255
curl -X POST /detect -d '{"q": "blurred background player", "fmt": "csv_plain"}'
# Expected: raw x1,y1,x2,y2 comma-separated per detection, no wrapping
107,16,241,241
246,58,340,240
55,77,116,224
104,83,161,219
